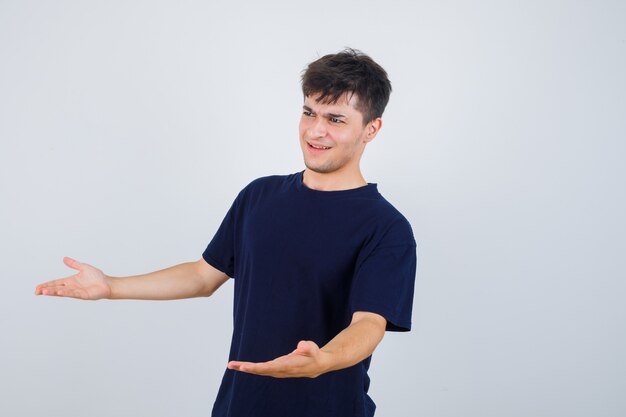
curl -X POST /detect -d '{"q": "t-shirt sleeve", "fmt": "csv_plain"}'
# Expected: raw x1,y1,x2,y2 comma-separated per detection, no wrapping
202,190,244,278
349,217,417,332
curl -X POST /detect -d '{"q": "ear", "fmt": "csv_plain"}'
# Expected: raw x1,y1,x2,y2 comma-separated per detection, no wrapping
363,118,382,144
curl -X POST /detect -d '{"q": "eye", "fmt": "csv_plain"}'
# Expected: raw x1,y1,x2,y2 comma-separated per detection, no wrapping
303,110,314,117
330,117,344,124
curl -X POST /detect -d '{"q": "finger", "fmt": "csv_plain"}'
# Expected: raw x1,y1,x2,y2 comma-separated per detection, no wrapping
35,276,76,292
35,280,67,294
39,285,69,296
39,287,63,296
228,361,261,370
38,279,68,287
297,340,310,352
228,361,254,372
63,256,83,271
296,340,318,354
40,286,87,299
229,360,275,375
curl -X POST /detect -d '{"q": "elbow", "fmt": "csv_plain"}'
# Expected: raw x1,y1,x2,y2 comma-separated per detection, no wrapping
193,259,230,297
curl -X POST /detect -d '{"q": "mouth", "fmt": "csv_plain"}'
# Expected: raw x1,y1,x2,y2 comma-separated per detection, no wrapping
307,141,332,151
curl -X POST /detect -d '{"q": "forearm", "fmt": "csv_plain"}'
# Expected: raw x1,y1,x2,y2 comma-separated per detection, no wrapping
106,261,210,300
320,315,386,373
226,312,387,379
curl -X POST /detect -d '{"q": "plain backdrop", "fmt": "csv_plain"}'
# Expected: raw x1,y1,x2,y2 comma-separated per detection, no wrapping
1,1,625,416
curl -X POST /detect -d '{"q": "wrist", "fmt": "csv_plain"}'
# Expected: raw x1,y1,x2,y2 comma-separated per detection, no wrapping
104,276,117,299
318,347,337,375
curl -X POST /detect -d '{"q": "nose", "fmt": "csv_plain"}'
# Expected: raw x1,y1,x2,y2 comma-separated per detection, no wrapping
309,117,327,138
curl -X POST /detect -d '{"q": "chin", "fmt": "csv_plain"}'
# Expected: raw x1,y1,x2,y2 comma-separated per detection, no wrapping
304,160,339,174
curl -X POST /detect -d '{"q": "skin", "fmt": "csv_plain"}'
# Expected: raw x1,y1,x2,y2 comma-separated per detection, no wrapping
299,92,382,191
35,91,388,379
34,256,229,300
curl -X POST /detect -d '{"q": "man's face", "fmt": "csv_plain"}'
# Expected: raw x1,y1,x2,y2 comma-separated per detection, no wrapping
299,93,376,175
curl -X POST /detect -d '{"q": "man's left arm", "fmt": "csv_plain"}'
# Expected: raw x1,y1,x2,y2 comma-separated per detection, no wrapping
227,311,386,378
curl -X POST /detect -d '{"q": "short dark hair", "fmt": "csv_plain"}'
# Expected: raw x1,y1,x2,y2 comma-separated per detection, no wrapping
301,48,392,125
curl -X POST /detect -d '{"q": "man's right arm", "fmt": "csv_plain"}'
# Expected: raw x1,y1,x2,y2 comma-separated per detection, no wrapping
108,258,229,300
35,256,230,301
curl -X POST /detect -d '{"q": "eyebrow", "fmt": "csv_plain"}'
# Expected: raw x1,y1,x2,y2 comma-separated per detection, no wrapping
302,105,347,119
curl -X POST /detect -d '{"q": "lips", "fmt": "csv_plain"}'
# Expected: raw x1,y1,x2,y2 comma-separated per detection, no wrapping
307,141,332,151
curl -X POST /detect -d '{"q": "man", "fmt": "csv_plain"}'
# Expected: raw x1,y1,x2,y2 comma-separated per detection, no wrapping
35,48,417,417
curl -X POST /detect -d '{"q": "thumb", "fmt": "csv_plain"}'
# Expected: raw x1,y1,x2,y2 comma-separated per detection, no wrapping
63,256,82,271
296,340,318,354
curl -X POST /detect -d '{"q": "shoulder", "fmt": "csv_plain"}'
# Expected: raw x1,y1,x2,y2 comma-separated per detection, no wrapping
243,173,295,190
234,173,298,203
365,191,416,248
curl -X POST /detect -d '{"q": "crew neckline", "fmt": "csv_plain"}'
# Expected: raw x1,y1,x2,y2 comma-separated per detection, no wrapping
295,170,378,197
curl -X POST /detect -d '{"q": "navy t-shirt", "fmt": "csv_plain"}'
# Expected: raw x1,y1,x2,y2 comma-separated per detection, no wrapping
202,172,417,417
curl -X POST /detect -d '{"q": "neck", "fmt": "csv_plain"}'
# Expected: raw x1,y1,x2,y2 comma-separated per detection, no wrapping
302,168,368,191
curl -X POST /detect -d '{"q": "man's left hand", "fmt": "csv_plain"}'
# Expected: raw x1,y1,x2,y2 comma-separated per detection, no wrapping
227,340,329,378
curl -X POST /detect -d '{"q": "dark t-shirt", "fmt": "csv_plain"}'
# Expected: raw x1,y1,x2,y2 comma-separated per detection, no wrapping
202,172,417,417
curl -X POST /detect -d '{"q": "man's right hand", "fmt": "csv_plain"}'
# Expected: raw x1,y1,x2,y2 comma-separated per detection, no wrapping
35,256,111,300
35,256,229,301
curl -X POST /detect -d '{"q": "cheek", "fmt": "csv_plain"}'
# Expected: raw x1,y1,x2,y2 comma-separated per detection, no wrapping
298,120,308,137
330,129,350,145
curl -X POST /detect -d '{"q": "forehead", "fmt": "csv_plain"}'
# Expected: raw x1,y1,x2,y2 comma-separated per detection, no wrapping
303,92,361,114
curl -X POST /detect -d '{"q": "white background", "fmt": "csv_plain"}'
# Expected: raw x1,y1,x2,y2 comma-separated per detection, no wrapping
1,1,625,416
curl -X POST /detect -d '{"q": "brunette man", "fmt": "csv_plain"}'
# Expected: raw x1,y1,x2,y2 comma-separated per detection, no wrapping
36,48,417,417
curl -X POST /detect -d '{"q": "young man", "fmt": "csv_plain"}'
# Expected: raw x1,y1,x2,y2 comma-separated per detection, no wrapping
35,48,417,417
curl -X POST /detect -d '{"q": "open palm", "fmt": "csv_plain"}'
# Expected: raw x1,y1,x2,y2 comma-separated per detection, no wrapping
35,257,111,300
227,340,329,378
